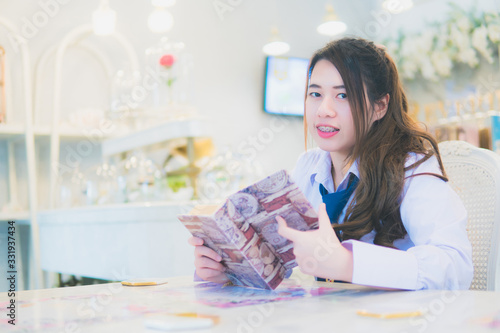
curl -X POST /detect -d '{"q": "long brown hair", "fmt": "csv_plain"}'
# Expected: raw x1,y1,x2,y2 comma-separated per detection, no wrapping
305,37,447,248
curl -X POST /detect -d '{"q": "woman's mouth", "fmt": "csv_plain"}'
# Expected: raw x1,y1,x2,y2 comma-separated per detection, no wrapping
316,125,339,138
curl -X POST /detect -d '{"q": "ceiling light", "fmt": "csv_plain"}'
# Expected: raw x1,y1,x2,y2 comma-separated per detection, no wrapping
148,7,174,33
92,0,116,36
152,0,176,7
382,0,414,14
262,27,290,56
316,4,347,37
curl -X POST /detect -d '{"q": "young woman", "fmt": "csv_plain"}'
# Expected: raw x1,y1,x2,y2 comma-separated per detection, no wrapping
189,37,473,290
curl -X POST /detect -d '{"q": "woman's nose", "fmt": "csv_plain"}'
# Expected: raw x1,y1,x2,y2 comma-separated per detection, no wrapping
317,97,336,117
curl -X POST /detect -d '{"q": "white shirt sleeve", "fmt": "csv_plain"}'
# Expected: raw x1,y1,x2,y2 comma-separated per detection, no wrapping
344,156,473,290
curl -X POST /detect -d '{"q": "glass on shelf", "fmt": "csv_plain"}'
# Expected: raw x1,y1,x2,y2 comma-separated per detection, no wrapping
196,148,264,201
475,93,500,150
81,163,118,206
428,102,450,143
456,96,479,147
120,150,166,203
114,158,128,204
109,68,143,131
55,167,83,208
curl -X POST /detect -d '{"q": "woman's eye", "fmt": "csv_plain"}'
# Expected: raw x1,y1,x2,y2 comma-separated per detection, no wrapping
337,93,347,99
309,92,321,97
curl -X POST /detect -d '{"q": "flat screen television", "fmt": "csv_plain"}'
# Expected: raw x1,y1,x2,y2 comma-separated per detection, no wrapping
263,56,309,117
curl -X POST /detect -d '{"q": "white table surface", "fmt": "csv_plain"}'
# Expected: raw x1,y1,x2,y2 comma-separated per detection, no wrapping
1,275,499,332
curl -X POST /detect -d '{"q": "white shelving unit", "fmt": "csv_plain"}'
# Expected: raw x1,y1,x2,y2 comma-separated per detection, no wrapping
0,17,41,291
0,23,141,290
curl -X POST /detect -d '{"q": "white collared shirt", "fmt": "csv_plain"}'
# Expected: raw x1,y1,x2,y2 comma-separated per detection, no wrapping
291,148,473,290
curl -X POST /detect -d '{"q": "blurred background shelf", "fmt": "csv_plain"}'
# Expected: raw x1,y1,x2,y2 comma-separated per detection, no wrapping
101,117,206,156
0,123,115,140
0,123,25,139
34,124,114,140
0,211,30,222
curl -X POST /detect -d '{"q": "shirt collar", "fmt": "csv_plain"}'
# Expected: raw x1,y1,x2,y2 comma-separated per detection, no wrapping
309,150,360,192
309,150,332,187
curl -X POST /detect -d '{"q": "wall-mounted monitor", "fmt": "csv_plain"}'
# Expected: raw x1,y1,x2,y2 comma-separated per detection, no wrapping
263,56,309,117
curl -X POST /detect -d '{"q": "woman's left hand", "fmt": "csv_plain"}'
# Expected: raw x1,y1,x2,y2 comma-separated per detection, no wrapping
277,203,353,282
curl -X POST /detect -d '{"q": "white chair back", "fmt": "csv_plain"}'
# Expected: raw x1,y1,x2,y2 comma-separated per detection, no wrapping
439,140,500,291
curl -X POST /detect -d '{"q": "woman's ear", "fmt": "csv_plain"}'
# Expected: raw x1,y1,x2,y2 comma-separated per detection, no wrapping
374,94,390,121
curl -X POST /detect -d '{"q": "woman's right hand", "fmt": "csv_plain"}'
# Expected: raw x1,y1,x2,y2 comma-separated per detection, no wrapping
188,236,229,284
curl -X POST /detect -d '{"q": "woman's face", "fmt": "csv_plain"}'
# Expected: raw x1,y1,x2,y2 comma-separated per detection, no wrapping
306,59,356,158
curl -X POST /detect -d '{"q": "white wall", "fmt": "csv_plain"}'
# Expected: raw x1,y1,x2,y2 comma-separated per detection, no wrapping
0,0,498,210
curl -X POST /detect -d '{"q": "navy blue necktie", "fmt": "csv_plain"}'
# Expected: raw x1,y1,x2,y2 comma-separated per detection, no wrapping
319,173,359,225
316,173,358,283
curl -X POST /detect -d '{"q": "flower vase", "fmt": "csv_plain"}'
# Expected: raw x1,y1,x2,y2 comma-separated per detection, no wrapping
158,56,177,106
145,37,192,120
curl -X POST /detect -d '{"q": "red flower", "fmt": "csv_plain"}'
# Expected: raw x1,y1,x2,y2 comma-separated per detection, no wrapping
159,54,176,67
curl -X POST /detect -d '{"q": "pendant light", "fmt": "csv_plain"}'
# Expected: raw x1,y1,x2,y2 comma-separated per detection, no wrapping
152,0,176,6
316,4,347,37
92,0,116,36
382,0,414,14
148,0,175,33
262,27,290,56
